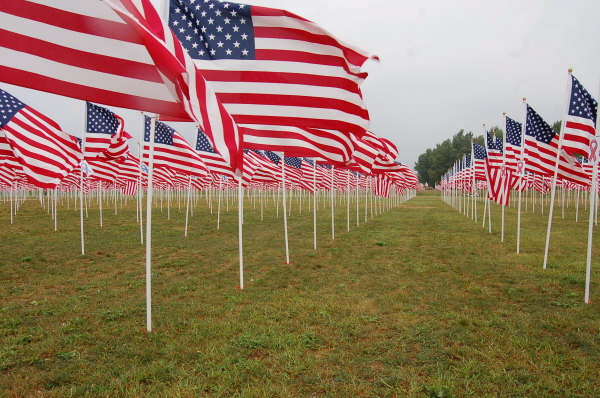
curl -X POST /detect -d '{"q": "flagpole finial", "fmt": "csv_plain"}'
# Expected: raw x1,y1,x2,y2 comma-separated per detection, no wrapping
522,97,526,103
502,112,506,116
568,68,573,74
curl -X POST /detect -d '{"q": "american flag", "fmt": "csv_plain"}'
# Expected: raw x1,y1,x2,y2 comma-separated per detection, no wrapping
85,102,130,160
485,131,503,167
504,116,522,171
523,104,589,186
0,89,81,188
143,117,209,178
283,156,302,185
168,0,377,156
473,143,487,181
562,75,597,158
0,0,241,171
195,128,235,177
348,133,379,175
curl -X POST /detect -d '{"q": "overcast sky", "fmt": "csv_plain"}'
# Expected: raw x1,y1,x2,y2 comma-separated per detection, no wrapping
2,0,599,167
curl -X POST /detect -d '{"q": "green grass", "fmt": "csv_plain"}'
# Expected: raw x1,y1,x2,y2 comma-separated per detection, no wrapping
0,190,599,396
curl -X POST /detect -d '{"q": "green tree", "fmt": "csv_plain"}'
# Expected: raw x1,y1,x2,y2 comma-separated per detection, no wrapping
415,127,503,186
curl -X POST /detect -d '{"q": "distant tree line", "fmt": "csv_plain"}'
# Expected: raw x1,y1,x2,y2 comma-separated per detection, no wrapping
415,121,561,187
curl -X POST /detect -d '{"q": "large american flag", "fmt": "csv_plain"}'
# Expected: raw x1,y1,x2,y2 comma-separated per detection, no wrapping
143,117,209,178
85,102,130,160
562,75,597,158
0,0,241,171
0,89,81,188
504,116,522,172
523,104,589,186
169,0,377,154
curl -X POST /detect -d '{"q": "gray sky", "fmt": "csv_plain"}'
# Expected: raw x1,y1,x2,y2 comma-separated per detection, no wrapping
2,0,599,168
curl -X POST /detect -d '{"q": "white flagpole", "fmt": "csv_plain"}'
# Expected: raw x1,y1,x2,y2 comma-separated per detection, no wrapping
500,114,507,243
584,83,600,303
313,160,317,250
543,70,572,269
331,165,335,240
516,98,528,254
9,183,13,225
217,177,223,230
346,170,350,232
79,106,87,255
238,176,244,289
281,152,290,264
145,114,157,333
184,174,192,237
54,187,57,232
356,172,359,227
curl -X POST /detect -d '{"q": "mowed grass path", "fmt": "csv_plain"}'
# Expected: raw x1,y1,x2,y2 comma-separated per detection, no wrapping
0,191,599,396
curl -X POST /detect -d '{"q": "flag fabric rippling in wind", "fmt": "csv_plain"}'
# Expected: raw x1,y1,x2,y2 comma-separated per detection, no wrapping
85,102,131,160
0,0,241,170
168,0,377,154
143,117,208,178
0,89,81,188
562,75,597,158
523,104,589,186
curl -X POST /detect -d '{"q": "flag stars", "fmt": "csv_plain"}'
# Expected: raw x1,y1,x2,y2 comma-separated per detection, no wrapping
233,25,239,32
225,49,232,55
217,41,224,47
233,41,240,47
225,33,231,40
216,25,223,32
224,17,230,24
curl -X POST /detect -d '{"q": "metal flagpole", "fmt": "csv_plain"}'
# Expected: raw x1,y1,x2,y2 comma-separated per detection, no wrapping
281,152,290,264
543,70,573,269
145,114,157,332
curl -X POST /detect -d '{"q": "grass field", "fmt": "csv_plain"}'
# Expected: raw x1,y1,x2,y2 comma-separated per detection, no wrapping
1,190,599,397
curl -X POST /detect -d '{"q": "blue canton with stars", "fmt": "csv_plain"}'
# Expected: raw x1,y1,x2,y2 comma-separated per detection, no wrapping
264,150,281,164
505,116,522,147
464,154,471,168
569,75,597,125
284,157,302,169
302,158,314,166
196,128,215,153
486,131,503,152
525,105,556,144
0,89,26,128
473,143,487,159
144,116,174,145
169,0,255,60
86,102,119,135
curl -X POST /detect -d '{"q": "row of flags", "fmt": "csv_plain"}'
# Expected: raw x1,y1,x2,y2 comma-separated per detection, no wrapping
440,73,598,206
0,88,418,194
